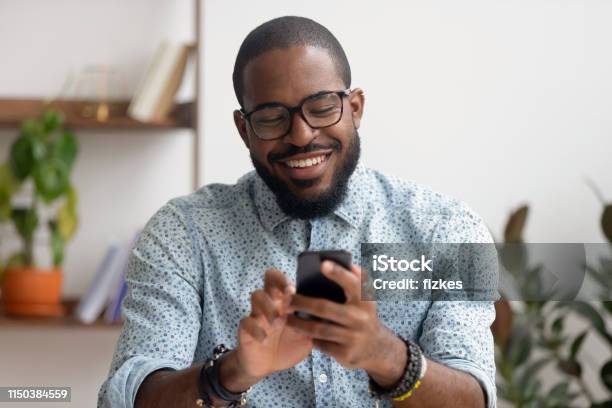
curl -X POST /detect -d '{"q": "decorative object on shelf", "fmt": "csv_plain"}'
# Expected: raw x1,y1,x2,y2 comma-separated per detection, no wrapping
128,41,194,123
71,65,126,123
0,110,79,317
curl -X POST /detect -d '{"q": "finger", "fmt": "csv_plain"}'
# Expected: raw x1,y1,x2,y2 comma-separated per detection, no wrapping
239,316,267,343
250,289,280,324
320,261,361,303
286,314,351,343
264,268,295,298
289,294,356,326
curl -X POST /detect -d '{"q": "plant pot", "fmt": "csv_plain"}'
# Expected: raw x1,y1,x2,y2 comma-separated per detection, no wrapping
1,267,65,317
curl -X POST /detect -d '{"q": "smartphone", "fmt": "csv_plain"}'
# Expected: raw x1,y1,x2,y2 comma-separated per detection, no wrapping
295,250,352,320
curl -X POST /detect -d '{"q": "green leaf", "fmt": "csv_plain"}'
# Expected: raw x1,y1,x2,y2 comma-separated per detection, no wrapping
504,205,529,243
601,360,612,392
0,163,21,193
546,382,573,403
9,135,35,179
518,356,552,391
570,303,606,335
11,208,38,242
552,315,564,334
57,200,78,240
0,164,20,221
66,184,77,210
51,131,78,170
20,118,43,138
570,331,588,360
499,243,529,274
0,191,10,221
504,325,532,366
48,220,65,266
41,110,64,133
32,158,69,203
602,205,612,244
591,400,612,408
604,302,612,315
557,359,582,377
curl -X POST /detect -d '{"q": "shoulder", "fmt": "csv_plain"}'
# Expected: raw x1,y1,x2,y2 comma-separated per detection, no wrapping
156,171,256,217
172,172,255,210
362,167,492,243
142,172,258,235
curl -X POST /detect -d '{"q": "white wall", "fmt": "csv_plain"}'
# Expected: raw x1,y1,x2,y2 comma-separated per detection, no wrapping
0,0,196,297
200,0,612,243
0,326,121,408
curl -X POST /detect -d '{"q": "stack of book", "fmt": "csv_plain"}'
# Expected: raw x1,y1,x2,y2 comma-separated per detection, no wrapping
128,41,194,123
74,230,141,324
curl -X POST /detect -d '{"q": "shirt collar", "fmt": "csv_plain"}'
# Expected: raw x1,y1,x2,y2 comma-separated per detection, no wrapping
252,160,368,232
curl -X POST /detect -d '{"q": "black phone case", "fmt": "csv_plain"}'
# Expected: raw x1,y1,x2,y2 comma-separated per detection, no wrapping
296,250,352,304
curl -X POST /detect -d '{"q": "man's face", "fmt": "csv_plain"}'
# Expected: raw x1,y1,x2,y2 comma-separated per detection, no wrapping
234,46,365,218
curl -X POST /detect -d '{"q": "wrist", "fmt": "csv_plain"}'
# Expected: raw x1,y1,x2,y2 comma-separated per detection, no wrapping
218,349,264,393
364,330,407,388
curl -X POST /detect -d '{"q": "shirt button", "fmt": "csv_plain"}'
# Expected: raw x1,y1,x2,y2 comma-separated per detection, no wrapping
319,373,328,383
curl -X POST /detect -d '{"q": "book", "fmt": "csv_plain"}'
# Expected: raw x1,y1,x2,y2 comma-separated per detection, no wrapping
104,230,142,323
74,241,123,324
128,41,192,122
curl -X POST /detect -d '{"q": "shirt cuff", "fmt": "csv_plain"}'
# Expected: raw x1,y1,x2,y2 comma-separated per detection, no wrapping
435,358,497,408
99,356,182,408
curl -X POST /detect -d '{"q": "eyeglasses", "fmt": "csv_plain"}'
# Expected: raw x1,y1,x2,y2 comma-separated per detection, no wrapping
240,89,351,140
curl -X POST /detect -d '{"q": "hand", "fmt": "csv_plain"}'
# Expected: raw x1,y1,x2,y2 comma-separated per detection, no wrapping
286,261,406,386
234,268,313,380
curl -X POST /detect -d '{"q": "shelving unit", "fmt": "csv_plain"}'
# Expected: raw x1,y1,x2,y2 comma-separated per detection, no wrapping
0,1,203,328
0,0,202,189
0,298,123,330
0,99,194,130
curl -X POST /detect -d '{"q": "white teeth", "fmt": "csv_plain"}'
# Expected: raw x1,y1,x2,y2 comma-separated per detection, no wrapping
286,155,327,168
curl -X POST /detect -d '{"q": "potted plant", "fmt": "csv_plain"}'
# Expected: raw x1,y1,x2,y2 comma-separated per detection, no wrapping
0,110,78,317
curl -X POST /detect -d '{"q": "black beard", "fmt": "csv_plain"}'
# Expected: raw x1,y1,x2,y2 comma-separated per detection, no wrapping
251,131,361,220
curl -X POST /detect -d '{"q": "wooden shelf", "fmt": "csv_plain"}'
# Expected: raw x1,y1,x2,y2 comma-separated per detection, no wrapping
0,298,123,329
0,98,194,130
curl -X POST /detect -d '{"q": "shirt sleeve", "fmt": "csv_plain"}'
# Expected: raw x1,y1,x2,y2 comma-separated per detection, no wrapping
419,203,498,408
97,199,203,408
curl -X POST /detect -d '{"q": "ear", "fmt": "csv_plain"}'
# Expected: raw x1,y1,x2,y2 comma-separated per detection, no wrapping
233,110,250,149
347,88,365,129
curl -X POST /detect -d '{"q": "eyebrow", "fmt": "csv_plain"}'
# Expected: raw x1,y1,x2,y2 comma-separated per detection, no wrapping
248,90,334,113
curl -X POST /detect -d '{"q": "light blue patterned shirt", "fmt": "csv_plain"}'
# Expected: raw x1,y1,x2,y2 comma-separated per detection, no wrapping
98,163,497,408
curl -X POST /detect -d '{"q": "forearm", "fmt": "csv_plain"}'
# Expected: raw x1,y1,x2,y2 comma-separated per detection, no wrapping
389,359,486,408
135,365,202,408
365,335,485,408
135,350,263,408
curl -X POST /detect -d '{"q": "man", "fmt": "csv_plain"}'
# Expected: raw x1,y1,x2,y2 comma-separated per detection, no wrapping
98,16,497,408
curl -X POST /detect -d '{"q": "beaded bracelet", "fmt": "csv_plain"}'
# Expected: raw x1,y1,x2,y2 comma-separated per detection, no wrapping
195,344,250,407
392,352,428,402
368,336,426,401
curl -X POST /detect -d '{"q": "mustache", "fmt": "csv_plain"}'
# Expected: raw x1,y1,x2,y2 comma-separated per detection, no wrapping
268,141,341,162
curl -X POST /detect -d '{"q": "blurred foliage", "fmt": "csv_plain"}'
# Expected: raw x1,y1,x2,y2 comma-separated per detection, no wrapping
495,201,612,407
0,110,79,273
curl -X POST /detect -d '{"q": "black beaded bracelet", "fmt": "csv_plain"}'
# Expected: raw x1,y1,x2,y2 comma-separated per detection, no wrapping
368,336,423,400
196,344,250,407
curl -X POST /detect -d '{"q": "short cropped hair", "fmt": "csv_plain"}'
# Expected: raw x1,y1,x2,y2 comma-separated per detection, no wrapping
232,16,352,107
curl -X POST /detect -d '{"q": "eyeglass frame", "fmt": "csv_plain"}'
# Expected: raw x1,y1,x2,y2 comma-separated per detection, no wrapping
239,89,352,141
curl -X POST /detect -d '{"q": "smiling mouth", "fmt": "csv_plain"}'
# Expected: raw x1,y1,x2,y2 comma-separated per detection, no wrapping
274,151,334,182
282,153,331,168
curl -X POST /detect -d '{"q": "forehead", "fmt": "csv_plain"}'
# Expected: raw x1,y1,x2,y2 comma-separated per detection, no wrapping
242,45,345,110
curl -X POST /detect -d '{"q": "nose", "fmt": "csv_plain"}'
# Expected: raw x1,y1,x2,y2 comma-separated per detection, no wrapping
283,111,315,147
